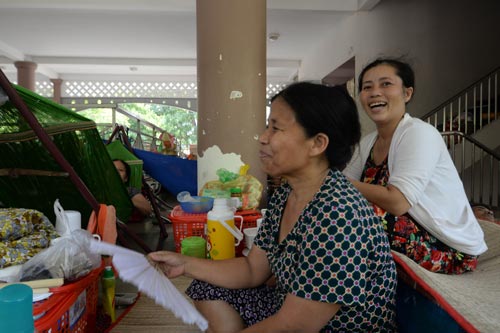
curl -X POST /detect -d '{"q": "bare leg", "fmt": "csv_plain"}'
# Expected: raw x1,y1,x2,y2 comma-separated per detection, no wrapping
194,300,245,333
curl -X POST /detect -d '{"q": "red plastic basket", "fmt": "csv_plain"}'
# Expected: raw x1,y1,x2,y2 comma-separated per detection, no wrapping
169,205,261,256
34,266,103,333
170,205,207,253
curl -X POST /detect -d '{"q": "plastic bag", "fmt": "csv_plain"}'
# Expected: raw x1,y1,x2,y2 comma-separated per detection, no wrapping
216,168,239,183
17,201,101,282
19,229,101,281
201,175,263,210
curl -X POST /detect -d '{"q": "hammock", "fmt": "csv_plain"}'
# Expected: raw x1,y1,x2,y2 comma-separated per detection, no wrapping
106,140,143,191
0,83,133,226
133,148,197,197
105,124,197,197
1,70,170,254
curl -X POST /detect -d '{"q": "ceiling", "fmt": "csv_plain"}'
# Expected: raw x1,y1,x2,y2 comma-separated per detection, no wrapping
0,0,379,85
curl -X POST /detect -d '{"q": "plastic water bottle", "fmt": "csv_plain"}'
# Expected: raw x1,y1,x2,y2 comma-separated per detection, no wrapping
206,198,244,260
102,266,116,323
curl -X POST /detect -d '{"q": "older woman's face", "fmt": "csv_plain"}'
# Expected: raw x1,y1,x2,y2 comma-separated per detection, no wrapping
359,64,413,127
258,97,313,178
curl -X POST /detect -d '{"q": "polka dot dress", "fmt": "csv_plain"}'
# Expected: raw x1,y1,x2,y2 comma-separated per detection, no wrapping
187,169,397,332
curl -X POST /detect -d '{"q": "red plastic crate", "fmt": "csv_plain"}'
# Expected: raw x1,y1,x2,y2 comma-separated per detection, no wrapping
170,205,207,253
169,205,261,255
34,266,103,333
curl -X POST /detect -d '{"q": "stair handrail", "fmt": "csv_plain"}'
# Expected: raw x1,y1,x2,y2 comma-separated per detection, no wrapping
441,131,499,207
422,65,500,120
442,131,500,161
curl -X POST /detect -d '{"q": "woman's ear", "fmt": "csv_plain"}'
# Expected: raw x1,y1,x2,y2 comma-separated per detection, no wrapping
404,87,414,103
310,133,329,156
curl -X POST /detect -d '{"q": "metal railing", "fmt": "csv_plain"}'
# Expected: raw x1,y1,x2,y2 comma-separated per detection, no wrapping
96,121,163,152
422,67,499,135
421,66,500,208
442,131,500,208
78,106,174,153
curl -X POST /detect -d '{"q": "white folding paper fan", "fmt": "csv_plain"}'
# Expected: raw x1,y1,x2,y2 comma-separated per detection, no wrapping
89,239,208,331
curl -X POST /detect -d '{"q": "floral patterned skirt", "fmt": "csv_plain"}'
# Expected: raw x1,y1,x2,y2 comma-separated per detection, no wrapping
388,214,477,274
361,154,477,275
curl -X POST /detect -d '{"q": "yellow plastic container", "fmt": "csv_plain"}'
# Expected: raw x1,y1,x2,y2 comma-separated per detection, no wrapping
206,199,243,260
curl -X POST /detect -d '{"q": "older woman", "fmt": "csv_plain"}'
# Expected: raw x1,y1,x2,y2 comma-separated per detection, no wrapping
344,58,487,274
149,82,396,332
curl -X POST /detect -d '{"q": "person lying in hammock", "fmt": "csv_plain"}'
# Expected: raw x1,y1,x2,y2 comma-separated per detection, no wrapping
113,159,152,217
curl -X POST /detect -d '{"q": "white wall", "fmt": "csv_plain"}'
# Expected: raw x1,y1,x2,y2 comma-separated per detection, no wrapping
299,0,500,134
299,14,356,82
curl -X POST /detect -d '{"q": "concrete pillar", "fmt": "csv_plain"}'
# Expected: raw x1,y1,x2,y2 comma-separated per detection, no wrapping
50,78,63,104
196,0,267,203
14,61,37,91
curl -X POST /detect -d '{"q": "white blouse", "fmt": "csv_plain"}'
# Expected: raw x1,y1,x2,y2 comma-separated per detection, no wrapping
344,113,487,255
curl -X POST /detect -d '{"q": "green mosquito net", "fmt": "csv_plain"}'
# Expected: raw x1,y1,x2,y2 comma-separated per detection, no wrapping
0,84,133,226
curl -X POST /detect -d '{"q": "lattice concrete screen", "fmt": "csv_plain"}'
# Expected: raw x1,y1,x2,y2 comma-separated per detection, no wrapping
33,80,287,110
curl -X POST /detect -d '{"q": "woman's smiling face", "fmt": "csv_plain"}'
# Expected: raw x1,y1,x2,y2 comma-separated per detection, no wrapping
258,97,313,178
359,64,413,127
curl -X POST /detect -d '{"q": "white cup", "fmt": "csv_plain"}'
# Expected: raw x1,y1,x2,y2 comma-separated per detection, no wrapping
243,227,258,250
55,210,81,235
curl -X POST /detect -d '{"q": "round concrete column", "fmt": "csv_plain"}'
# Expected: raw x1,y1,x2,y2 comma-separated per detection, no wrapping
196,0,267,203
14,61,37,91
50,78,63,103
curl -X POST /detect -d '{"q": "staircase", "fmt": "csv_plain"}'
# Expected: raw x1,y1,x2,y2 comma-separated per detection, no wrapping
421,66,500,209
